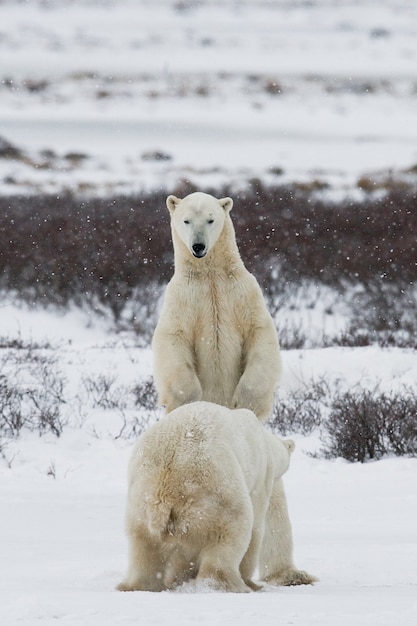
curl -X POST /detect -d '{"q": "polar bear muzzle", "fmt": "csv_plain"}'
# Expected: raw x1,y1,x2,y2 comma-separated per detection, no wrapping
192,242,207,258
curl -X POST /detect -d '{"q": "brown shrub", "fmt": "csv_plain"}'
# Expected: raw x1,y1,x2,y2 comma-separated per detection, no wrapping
0,183,416,344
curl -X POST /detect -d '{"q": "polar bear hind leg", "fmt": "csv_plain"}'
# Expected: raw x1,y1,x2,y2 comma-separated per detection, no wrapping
259,478,318,586
117,527,167,592
196,495,255,593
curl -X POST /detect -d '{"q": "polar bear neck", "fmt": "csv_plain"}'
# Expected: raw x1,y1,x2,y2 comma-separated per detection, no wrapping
172,215,246,278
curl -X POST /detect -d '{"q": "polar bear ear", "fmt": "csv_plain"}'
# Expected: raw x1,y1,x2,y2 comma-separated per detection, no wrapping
285,439,296,453
219,197,233,213
166,195,181,213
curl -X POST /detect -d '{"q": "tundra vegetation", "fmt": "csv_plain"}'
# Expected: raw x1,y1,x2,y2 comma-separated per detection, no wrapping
1,182,416,461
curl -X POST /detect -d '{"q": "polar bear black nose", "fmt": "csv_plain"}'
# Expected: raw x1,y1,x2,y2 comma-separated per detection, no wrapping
192,243,206,257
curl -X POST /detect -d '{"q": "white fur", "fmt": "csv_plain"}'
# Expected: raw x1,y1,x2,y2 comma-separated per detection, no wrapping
152,191,317,586
153,191,281,420
117,401,294,593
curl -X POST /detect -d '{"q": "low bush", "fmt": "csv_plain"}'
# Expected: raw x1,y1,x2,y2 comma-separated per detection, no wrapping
0,347,66,439
0,192,169,318
320,387,417,462
82,373,127,410
339,283,417,350
269,382,417,462
269,380,328,435
115,409,159,441
0,342,160,447
80,372,160,439
133,377,159,412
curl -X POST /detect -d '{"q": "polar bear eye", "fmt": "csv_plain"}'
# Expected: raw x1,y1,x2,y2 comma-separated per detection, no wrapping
207,219,214,224
183,219,190,225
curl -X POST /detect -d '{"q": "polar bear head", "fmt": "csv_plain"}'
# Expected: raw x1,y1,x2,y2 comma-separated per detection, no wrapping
166,192,233,259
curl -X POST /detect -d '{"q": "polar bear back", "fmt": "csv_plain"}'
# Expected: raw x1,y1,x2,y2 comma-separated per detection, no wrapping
118,401,295,592
128,402,271,499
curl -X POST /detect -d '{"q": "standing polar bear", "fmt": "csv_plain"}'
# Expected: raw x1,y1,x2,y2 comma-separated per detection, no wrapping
153,191,280,420
152,191,316,586
117,401,295,592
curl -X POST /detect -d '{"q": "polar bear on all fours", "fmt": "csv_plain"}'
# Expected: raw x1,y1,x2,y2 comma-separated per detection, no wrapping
152,191,316,586
117,401,295,593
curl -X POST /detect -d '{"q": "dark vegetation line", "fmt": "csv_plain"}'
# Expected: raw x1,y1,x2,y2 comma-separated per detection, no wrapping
1,183,416,462
0,182,416,347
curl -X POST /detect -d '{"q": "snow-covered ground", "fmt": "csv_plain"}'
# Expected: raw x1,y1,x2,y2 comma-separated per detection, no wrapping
1,0,417,195
1,2,417,624
0,304,416,625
